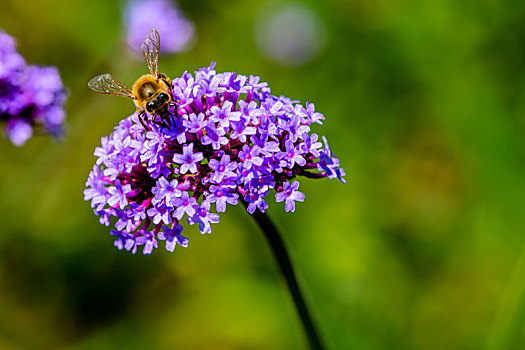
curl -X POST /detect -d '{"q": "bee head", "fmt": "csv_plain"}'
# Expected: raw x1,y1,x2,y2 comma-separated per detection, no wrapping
158,93,169,102
146,101,155,113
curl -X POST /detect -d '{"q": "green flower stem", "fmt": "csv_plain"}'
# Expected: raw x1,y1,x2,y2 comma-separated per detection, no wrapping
242,201,325,350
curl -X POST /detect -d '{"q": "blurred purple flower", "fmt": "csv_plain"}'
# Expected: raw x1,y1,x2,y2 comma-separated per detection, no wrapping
0,30,67,146
85,62,345,254
124,0,195,55
255,2,326,67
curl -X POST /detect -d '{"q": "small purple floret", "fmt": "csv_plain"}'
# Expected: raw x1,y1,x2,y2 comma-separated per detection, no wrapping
275,181,305,212
107,180,132,209
158,224,188,252
173,143,203,174
209,155,238,184
152,177,181,207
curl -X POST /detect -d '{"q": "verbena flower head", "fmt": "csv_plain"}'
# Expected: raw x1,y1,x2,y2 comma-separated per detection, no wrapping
124,0,195,55
0,30,67,146
85,62,345,254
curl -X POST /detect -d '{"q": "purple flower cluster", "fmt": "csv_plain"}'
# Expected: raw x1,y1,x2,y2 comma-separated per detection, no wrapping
124,0,194,55
0,30,67,146
85,62,345,254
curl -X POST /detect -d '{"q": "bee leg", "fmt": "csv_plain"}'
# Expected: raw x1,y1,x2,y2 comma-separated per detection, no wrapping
169,100,179,118
138,111,150,131
160,109,172,128
159,74,173,91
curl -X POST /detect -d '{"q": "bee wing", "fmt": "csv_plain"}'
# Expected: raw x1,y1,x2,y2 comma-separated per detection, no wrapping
141,29,160,78
88,74,134,98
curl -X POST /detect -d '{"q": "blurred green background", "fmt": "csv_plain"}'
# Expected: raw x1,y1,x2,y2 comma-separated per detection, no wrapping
1,0,525,349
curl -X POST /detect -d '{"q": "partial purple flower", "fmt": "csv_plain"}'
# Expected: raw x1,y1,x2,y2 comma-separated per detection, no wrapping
187,201,220,234
245,190,269,214
0,30,67,146
209,100,241,129
152,177,181,207
238,145,264,170
173,143,203,174
183,112,206,133
275,181,305,212
172,191,197,220
318,136,346,184
124,0,194,55
255,2,326,67
5,119,32,146
209,155,238,184
299,102,325,125
107,180,132,209
135,230,158,255
158,224,188,252
201,121,229,150
111,230,136,252
280,139,306,169
207,185,239,213
147,204,172,225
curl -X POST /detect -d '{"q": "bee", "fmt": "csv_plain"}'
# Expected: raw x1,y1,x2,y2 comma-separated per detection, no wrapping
88,29,174,128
